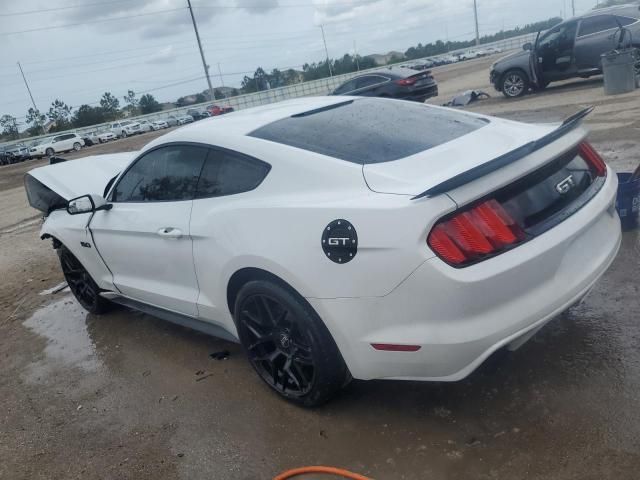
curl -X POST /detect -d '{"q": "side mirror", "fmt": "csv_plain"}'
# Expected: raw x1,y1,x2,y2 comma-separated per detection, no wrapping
523,42,533,51
66,194,111,215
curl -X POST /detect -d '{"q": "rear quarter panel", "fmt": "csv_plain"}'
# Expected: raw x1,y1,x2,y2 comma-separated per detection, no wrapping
187,137,456,328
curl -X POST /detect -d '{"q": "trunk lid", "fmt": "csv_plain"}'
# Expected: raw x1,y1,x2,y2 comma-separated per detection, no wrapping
362,117,557,196
25,152,135,213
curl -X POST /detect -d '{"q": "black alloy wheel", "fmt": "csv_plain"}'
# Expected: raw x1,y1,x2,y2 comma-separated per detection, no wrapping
58,246,111,314
240,293,315,396
235,280,349,406
501,69,529,98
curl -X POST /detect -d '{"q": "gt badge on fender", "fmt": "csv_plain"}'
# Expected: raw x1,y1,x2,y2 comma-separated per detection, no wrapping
322,219,357,264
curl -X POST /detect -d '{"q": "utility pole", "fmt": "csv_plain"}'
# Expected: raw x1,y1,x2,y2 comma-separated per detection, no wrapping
17,61,43,133
353,40,360,71
217,63,228,99
17,62,39,114
473,0,480,46
319,25,333,77
571,0,575,16
187,0,214,101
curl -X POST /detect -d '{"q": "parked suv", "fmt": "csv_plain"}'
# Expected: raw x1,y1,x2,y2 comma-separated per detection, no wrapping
110,120,142,138
30,133,84,158
490,5,640,97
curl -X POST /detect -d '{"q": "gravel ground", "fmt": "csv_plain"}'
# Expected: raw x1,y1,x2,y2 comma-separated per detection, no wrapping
1,56,639,480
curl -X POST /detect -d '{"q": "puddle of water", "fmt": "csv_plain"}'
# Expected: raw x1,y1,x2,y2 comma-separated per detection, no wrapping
23,295,101,380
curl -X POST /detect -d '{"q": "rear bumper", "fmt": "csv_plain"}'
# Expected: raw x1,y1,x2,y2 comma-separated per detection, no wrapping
309,170,621,381
405,84,438,102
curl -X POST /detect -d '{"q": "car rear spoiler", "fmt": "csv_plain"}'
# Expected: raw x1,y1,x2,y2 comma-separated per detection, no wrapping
411,106,594,200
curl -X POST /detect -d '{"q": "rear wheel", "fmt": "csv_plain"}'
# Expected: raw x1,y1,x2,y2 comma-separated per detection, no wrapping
121,131,127,138
58,246,112,314
501,69,529,98
235,280,349,407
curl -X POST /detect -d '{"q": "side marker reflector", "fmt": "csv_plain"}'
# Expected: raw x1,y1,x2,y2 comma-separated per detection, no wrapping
371,343,421,352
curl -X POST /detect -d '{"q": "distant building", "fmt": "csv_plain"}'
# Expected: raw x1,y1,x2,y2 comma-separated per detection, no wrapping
366,51,406,66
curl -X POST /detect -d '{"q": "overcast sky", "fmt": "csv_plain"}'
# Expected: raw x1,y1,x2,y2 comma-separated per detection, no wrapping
1,0,597,123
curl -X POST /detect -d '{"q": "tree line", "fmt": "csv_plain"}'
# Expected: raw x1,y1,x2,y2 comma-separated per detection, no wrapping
1,90,162,140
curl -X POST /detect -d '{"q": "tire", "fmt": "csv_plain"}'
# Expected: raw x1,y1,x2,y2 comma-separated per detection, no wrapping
73,142,81,151
45,148,55,157
58,246,112,315
121,131,127,138
234,280,349,407
501,69,529,98
98,138,104,144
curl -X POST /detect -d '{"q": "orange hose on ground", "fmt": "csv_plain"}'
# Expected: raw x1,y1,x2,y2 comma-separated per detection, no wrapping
274,466,372,480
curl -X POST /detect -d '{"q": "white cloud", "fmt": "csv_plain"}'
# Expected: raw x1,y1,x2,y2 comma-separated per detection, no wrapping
235,0,279,14
145,45,176,64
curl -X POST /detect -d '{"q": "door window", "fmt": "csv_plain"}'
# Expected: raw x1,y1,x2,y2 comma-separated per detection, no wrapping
111,145,208,202
577,15,618,36
615,16,637,27
195,149,270,199
333,79,357,94
355,75,387,89
538,21,578,50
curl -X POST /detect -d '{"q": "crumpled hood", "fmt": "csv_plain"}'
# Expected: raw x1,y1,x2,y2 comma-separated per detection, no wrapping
25,152,136,212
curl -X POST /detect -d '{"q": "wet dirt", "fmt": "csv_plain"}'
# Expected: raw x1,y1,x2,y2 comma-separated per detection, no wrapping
1,57,640,479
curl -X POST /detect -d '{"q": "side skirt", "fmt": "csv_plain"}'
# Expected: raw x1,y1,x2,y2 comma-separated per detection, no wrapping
100,292,239,343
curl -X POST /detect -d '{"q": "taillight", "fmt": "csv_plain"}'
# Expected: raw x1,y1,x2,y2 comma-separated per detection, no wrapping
578,141,607,177
427,199,525,266
395,76,418,86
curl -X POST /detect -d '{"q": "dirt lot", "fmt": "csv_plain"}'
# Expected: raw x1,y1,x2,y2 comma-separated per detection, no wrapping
1,57,640,480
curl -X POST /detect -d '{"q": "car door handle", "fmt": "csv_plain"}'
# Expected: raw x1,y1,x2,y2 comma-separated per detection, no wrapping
157,227,183,238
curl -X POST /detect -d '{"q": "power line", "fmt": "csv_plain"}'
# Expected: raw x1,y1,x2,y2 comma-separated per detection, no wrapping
0,0,147,17
0,0,374,17
0,8,186,36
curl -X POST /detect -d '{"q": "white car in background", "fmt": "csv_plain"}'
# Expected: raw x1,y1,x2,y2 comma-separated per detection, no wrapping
25,97,620,406
110,120,142,138
176,114,194,125
97,130,117,143
138,120,153,133
151,120,169,130
29,133,85,158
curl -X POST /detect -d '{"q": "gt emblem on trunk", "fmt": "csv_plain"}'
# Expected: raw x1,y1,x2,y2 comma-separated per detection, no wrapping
555,175,575,194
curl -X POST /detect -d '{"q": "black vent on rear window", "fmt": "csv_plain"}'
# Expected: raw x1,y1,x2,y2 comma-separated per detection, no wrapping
249,98,488,164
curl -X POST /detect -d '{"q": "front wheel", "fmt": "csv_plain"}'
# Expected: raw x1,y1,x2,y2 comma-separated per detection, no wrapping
235,280,349,407
45,148,55,157
58,246,112,314
73,142,82,151
121,131,127,138
501,70,529,98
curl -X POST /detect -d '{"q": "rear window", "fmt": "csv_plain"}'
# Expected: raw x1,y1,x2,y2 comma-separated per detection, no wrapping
248,99,487,164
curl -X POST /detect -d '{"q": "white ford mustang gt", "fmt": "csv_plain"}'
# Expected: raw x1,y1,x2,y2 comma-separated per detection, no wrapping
25,97,621,406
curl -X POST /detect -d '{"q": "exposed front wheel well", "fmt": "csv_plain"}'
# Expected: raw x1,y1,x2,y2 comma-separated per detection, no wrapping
227,267,301,318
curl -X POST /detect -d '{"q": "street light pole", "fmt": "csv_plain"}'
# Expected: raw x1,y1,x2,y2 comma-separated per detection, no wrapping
572,0,576,17
187,0,215,101
320,25,333,77
473,0,480,46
